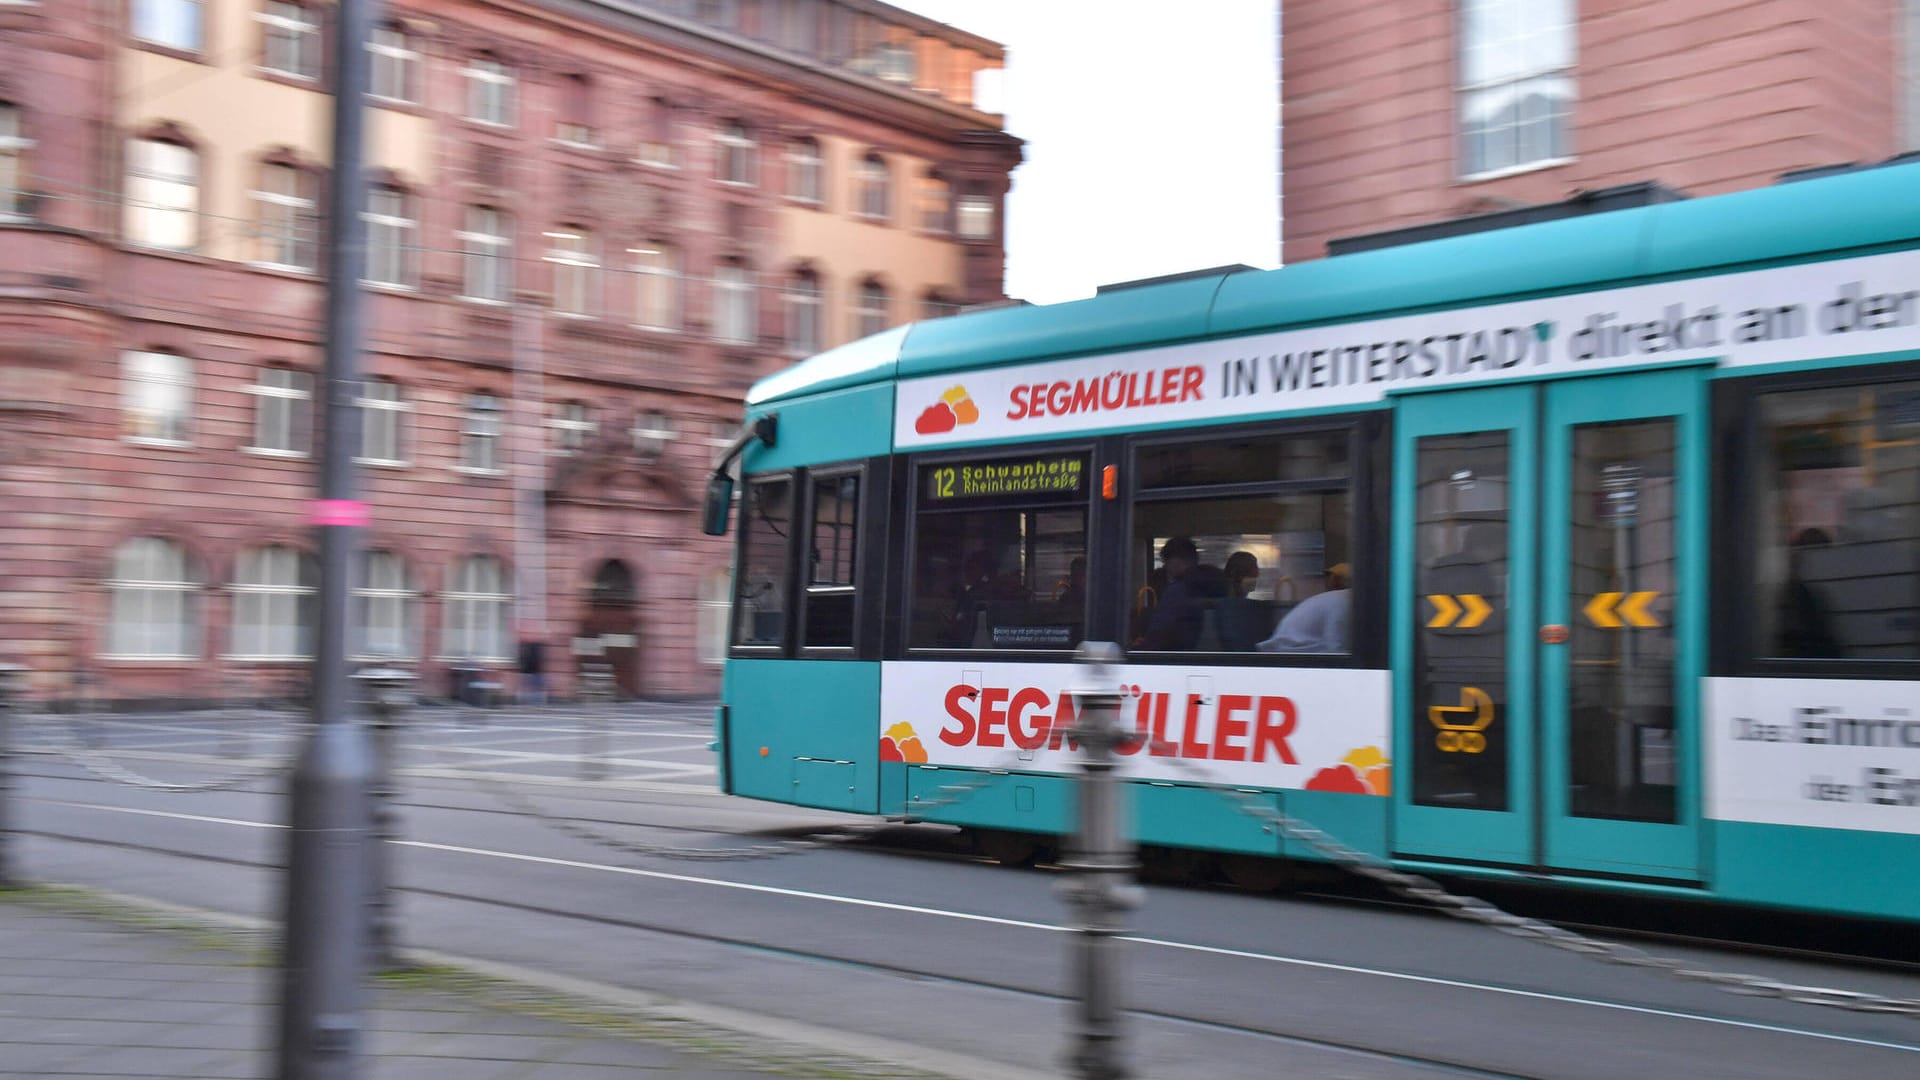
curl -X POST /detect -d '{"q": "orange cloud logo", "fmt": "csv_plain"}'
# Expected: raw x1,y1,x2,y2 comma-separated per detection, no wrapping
880,721,928,763
1304,746,1391,796
914,385,980,435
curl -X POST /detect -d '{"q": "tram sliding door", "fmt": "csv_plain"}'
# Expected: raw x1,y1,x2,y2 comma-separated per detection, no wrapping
1392,370,1705,880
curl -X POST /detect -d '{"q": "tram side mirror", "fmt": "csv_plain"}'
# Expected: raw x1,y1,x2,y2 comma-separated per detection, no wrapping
702,473,735,536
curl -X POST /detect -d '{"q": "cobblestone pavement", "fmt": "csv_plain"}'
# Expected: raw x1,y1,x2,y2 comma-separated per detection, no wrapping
0,889,943,1079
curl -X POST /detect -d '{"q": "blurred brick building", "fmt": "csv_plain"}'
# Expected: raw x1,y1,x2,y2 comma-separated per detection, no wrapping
0,0,1020,704
1282,0,1920,262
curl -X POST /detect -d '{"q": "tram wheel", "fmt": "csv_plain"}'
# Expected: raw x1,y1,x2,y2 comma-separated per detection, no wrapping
974,828,1046,867
1138,845,1212,885
1220,854,1293,893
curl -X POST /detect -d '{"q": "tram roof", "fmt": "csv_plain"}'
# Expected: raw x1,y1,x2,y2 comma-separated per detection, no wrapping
745,158,1920,407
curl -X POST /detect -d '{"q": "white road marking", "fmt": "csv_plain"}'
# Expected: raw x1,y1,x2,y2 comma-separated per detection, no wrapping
37,798,1920,1056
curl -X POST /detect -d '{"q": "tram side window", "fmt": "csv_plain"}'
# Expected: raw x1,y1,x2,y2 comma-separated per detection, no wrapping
1755,382,1920,660
1129,428,1353,655
909,454,1089,650
734,476,792,648
803,473,859,648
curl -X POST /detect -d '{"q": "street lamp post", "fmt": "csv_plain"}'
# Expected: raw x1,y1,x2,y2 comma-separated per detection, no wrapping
0,663,26,888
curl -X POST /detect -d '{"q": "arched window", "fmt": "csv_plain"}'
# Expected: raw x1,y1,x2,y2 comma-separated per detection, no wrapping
465,53,516,126
462,392,502,472
460,206,512,302
787,136,823,204
444,555,512,659
231,545,317,659
363,183,416,288
632,240,681,330
258,1,320,80
253,161,319,271
246,365,313,455
716,120,756,185
785,268,822,356
714,259,756,345
107,538,199,658
545,224,597,316
126,135,198,251
857,153,890,221
854,278,889,339
354,550,415,659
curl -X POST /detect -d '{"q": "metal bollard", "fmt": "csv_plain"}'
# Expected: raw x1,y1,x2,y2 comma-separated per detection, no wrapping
1058,642,1140,1080
0,663,26,888
354,666,413,971
579,663,613,781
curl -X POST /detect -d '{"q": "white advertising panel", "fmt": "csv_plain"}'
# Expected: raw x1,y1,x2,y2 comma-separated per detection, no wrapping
879,661,1392,795
897,248,1920,447
1705,677,1920,835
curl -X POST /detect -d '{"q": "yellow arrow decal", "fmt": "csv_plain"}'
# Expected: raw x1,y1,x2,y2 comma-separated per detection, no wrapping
1618,590,1660,628
1426,594,1461,628
1457,593,1492,629
1583,591,1623,628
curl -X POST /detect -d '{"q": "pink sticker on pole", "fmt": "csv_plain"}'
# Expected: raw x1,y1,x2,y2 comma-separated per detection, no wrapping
309,499,371,527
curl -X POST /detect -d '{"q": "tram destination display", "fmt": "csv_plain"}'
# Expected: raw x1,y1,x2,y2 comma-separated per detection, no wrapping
925,455,1084,501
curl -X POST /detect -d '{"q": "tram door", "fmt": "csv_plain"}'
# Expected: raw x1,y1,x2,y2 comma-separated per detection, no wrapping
1391,370,1705,880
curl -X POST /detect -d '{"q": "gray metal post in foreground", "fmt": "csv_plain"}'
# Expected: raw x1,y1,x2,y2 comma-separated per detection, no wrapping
1059,642,1139,1080
0,664,26,888
355,666,413,972
276,0,378,1076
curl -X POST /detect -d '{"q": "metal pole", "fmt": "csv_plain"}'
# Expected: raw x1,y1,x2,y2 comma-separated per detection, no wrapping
354,666,412,972
1059,642,1138,1080
276,0,378,1076
0,663,26,888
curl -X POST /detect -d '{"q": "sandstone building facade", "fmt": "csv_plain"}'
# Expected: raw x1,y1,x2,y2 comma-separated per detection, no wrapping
1282,0,1920,262
0,0,1021,704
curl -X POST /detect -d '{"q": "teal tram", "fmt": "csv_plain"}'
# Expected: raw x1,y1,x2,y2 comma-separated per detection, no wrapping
707,160,1920,922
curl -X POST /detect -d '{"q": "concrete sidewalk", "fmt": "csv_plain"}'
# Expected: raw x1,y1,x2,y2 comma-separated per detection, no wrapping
0,888,945,1079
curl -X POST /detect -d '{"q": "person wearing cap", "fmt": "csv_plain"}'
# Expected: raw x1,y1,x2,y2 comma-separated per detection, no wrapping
1257,562,1351,654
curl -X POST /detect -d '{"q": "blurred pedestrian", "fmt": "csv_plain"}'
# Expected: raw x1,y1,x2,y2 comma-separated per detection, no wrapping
517,636,547,705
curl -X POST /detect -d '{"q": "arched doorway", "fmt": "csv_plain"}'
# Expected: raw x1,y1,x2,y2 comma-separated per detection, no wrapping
581,559,640,697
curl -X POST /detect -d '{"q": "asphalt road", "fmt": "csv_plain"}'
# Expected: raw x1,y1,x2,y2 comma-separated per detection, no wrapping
9,703,1920,1078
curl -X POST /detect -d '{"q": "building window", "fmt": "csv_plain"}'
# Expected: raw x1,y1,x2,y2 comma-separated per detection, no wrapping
545,226,597,316
550,400,595,452
466,55,515,126
133,0,202,52
917,172,950,233
355,550,414,659
252,162,319,271
122,350,193,445
785,269,821,356
230,546,317,660
356,378,406,464
258,1,320,80
956,190,994,240
856,153,890,221
364,184,415,288
716,120,755,185
638,96,675,166
787,136,823,204
714,260,756,345
369,23,421,104
557,73,594,145
125,136,198,251
1459,0,1574,177
462,392,502,472
460,206,512,303
853,278,888,339
247,367,313,455
632,240,681,330
107,538,199,658
0,104,28,219
444,555,511,659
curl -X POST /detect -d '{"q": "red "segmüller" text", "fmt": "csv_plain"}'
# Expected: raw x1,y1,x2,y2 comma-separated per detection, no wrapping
940,684,1297,763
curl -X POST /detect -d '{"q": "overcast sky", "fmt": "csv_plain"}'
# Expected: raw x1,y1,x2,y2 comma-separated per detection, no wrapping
889,1,1281,306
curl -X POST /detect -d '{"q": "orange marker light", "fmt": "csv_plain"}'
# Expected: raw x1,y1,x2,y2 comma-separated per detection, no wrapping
1102,465,1118,500
759,746,770,757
